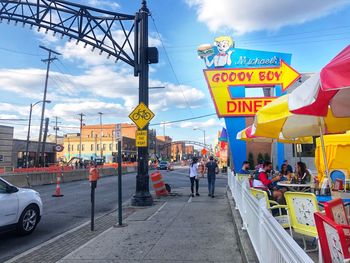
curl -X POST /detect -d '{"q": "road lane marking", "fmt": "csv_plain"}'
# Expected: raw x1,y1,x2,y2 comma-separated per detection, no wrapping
147,202,167,221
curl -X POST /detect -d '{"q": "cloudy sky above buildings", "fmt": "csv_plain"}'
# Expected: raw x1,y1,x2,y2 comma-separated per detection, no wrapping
0,0,350,146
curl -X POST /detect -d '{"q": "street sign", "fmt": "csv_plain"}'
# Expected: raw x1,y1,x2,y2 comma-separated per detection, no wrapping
136,130,148,147
116,124,122,141
0,155,3,162
54,145,64,152
204,60,300,92
129,102,155,129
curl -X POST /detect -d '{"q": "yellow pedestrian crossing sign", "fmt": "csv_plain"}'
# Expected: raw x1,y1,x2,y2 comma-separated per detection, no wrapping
129,102,155,129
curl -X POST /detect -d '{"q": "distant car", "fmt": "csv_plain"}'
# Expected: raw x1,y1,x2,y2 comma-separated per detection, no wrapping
158,161,169,170
0,177,43,235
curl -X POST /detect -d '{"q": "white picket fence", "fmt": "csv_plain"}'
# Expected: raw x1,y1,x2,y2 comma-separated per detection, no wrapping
228,171,314,263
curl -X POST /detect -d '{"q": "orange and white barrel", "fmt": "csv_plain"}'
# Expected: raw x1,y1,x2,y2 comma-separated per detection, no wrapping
150,171,168,197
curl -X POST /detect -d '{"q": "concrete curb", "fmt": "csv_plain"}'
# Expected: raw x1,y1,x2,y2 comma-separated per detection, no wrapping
226,187,259,263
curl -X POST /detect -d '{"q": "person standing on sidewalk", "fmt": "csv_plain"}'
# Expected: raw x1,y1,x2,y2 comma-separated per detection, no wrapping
206,156,218,198
189,157,200,197
198,158,205,178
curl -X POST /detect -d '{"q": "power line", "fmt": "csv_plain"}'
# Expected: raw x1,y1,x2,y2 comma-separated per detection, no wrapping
150,14,194,116
0,46,42,57
150,113,217,126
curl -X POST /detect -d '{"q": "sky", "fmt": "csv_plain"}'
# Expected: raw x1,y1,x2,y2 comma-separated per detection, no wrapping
0,0,350,147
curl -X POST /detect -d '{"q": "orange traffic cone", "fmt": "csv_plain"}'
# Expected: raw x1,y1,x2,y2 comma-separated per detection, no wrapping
52,173,64,197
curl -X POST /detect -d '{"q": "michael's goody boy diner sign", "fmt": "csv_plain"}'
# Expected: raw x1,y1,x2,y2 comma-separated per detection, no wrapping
198,36,300,117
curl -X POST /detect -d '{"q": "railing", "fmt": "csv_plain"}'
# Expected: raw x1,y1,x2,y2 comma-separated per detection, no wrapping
228,171,314,263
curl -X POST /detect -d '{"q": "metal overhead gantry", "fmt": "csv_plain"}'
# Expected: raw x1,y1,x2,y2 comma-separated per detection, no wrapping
0,0,135,66
0,0,158,206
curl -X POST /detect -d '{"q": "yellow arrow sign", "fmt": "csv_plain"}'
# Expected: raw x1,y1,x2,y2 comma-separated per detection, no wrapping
204,60,300,117
204,60,300,92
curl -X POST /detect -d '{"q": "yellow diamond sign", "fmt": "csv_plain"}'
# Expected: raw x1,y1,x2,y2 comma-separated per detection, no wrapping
129,102,155,129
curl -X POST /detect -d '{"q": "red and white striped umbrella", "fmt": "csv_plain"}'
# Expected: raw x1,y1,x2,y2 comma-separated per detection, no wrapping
289,45,350,117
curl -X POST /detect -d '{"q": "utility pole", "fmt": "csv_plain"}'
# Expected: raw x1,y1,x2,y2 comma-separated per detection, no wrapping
78,113,85,159
36,45,61,167
98,112,103,160
131,0,153,206
41,117,50,167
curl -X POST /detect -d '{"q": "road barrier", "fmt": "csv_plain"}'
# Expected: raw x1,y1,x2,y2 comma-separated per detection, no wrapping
150,171,168,197
1,165,137,188
228,170,313,263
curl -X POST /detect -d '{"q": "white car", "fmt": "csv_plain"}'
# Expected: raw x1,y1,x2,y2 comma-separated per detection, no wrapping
0,177,43,235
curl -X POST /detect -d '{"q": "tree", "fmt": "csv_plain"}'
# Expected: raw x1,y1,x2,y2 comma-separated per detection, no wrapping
248,152,254,170
263,153,270,162
257,152,264,165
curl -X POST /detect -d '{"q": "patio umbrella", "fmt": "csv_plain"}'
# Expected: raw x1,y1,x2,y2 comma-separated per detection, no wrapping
237,125,313,144
289,45,350,117
252,94,350,179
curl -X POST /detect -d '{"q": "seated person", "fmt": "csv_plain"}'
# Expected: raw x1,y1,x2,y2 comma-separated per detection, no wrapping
238,161,250,175
270,164,290,193
252,161,284,203
291,161,311,184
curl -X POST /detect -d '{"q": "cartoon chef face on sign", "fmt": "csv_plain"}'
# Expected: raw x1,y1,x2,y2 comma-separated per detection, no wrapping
201,36,234,68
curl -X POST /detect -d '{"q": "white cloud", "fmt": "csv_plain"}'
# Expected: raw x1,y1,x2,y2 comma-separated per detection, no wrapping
0,65,207,123
186,0,350,34
180,118,224,129
86,0,120,10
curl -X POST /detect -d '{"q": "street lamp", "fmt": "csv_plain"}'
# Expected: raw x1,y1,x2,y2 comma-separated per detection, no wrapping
98,112,103,160
193,128,206,147
25,100,51,168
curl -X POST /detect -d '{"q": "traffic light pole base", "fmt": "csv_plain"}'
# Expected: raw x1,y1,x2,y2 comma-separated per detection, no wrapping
131,191,153,206
131,173,153,206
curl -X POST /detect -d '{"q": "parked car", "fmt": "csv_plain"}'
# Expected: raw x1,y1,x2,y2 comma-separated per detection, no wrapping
0,177,43,235
158,161,169,170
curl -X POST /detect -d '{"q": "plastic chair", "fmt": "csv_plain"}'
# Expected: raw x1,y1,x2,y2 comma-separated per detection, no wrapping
324,198,349,225
314,212,350,263
250,188,291,230
330,170,346,191
284,192,320,251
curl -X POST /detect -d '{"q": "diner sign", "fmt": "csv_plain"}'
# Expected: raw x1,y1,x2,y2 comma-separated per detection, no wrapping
204,60,300,92
226,97,276,117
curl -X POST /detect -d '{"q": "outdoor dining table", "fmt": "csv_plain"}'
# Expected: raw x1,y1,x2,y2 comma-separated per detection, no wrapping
277,182,311,192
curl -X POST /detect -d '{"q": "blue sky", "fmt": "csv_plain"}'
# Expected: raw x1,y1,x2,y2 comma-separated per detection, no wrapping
0,0,350,147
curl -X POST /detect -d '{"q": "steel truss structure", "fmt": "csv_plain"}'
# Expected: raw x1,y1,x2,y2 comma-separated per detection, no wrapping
160,140,213,153
0,0,136,66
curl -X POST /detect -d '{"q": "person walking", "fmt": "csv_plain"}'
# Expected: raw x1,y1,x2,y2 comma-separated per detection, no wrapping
198,158,205,178
189,157,200,197
206,156,218,198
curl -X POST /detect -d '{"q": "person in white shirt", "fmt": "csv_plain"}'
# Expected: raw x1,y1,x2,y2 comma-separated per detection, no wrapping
189,157,200,197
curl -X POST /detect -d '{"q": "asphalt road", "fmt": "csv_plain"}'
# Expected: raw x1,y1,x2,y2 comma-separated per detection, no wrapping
0,167,227,262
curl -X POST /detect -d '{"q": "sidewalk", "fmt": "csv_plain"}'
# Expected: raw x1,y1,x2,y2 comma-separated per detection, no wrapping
58,187,243,263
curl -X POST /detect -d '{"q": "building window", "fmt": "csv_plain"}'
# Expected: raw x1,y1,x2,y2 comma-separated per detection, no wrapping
91,144,94,151
72,145,74,151
78,144,80,151
109,143,112,151
103,144,106,150
68,144,71,151
97,144,100,151
82,144,85,151
91,131,94,138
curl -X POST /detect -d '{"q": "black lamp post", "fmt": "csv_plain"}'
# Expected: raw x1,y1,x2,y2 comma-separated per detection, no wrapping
131,0,158,206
